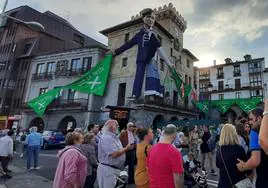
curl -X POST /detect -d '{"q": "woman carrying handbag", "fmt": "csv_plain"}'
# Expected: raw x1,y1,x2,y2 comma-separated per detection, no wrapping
216,124,252,188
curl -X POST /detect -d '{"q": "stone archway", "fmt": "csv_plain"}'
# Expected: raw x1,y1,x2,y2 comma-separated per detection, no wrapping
199,111,206,120
230,105,244,118
224,109,237,124
170,116,178,123
152,115,165,130
58,116,77,134
29,117,44,132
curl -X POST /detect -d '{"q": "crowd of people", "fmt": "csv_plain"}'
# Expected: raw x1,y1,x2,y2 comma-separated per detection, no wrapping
52,106,268,188
0,126,43,180
2,101,268,188
51,119,220,188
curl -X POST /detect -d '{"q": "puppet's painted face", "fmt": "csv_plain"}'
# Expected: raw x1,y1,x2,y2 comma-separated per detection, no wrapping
143,12,155,28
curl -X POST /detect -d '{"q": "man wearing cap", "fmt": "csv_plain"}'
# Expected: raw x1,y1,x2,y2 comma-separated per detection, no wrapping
119,122,137,184
97,119,132,188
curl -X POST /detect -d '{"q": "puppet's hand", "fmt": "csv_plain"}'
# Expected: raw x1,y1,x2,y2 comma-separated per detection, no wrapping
107,49,115,56
170,62,175,68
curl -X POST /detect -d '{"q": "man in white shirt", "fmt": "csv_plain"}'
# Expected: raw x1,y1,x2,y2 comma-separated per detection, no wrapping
0,130,14,174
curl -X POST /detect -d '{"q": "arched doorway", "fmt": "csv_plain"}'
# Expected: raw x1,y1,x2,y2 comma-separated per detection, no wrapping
199,111,206,120
58,116,77,134
152,115,165,130
169,116,179,124
224,109,237,124
29,117,44,132
211,108,221,120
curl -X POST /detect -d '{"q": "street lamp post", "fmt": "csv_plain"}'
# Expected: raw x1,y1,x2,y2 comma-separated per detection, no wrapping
207,82,213,120
0,0,45,32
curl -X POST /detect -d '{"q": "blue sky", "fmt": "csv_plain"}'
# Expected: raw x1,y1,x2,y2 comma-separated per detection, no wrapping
1,0,268,67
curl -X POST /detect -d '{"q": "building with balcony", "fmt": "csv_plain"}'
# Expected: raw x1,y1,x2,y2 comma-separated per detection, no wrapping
0,5,104,129
100,3,199,129
20,47,106,132
198,55,265,121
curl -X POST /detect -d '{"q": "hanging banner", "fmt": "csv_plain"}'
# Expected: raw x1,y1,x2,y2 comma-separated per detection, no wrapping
28,88,62,116
213,100,234,114
236,98,262,114
195,102,209,114
195,98,262,114
64,54,112,96
28,55,113,116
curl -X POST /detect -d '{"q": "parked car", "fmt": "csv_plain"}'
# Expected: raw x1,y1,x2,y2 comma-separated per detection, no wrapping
42,130,65,150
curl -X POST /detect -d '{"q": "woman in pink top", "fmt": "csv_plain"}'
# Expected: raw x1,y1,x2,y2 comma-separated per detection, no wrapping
53,132,87,188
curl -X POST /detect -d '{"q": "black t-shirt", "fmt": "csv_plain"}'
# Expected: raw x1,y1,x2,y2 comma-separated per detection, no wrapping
216,145,246,188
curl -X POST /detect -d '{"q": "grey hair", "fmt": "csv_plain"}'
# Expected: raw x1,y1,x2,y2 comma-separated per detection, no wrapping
102,119,118,134
74,128,83,133
30,126,38,133
164,124,177,135
127,122,134,127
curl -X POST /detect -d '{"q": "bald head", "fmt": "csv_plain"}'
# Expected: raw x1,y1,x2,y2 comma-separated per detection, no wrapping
164,124,177,136
159,124,178,144
104,119,118,133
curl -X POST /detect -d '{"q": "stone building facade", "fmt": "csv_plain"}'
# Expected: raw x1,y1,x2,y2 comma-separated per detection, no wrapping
20,47,106,132
100,3,199,129
198,55,265,121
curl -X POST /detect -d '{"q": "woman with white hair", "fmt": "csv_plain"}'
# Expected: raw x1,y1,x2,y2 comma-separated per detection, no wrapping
216,124,248,188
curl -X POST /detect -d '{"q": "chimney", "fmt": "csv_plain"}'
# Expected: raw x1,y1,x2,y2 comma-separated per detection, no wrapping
213,60,216,66
224,58,232,64
244,54,252,61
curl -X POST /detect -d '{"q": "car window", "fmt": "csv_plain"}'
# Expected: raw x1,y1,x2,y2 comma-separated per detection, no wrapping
53,132,63,136
43,131,52,136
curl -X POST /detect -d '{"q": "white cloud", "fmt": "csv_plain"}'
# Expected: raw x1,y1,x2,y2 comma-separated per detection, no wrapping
5,0,268,67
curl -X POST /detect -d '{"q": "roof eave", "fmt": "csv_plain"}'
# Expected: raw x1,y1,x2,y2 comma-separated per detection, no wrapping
182,48,199,62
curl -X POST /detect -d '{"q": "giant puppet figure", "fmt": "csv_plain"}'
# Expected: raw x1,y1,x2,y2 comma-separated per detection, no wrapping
113,8,174,99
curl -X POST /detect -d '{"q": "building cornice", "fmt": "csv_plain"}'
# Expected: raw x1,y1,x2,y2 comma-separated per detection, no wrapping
197,57,265,70
182,48,199,62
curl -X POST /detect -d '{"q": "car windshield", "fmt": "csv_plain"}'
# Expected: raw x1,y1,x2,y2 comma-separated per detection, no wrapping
42,131,52,136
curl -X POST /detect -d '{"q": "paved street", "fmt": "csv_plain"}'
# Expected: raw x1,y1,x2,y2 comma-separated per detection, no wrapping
0,147,219,187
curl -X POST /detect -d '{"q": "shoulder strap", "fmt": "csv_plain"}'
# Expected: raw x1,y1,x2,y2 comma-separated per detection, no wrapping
220,147,234,188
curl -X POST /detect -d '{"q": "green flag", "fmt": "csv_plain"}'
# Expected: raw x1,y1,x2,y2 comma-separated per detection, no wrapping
184,84,192,98
195,102,209,113
168,66,184,97
236,98,262,113
213,100,234,114
28,88,62,116
64,54,113,96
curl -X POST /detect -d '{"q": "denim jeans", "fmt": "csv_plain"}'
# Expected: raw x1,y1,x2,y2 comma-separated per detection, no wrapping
27,145,40,169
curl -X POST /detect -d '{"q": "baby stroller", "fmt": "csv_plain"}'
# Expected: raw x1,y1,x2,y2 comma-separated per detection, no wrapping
115,167,128,188
183,155,208,188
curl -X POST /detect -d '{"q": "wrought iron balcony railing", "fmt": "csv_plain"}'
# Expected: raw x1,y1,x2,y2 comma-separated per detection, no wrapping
32,72,53,81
